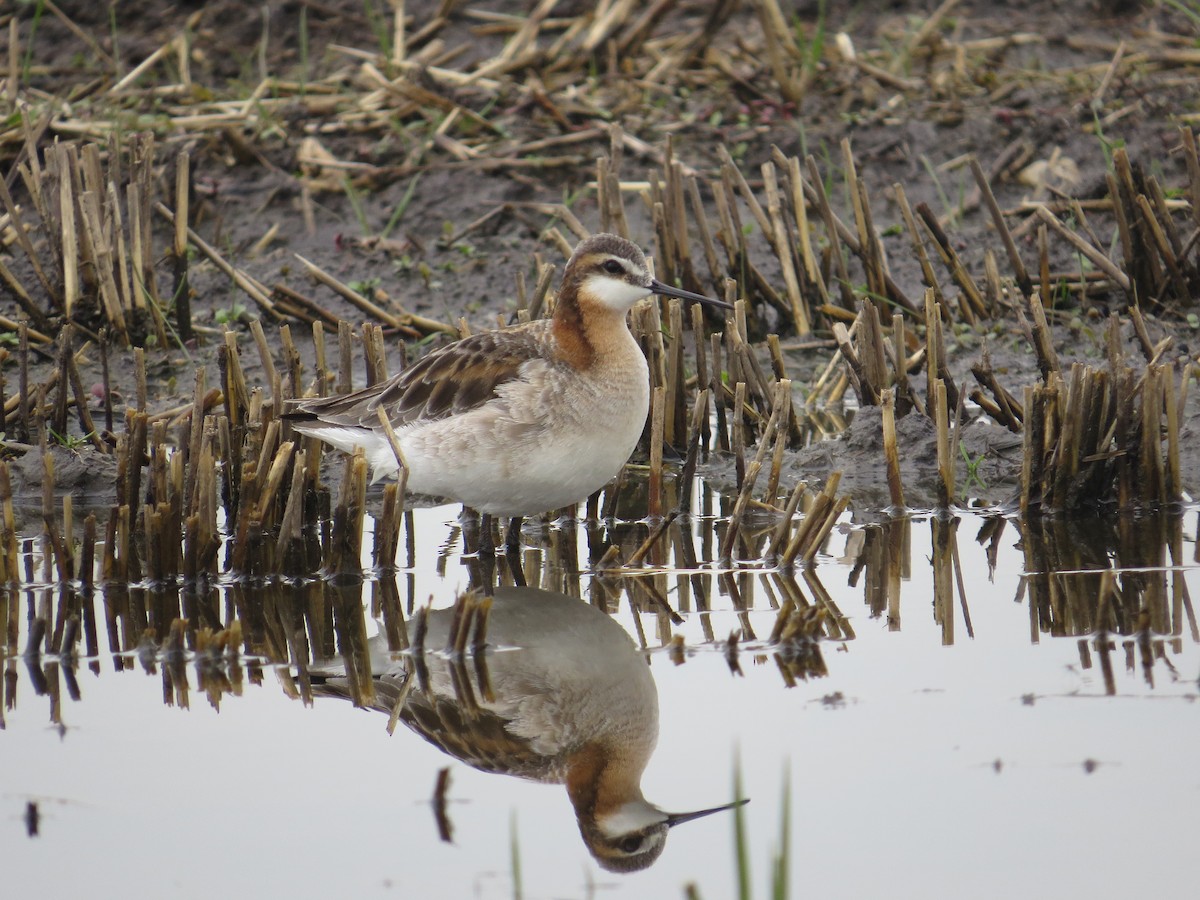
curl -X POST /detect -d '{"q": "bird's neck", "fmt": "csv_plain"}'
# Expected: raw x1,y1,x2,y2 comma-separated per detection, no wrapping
566,742,647,820
552,294,636,371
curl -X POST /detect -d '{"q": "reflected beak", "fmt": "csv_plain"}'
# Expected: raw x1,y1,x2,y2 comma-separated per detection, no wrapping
664,797,749,828
649,278,734,311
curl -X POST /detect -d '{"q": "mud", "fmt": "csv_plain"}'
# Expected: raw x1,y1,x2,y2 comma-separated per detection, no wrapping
3,0,1200,516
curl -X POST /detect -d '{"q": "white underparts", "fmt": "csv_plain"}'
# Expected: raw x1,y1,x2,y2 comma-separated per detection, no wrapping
294,426,400,484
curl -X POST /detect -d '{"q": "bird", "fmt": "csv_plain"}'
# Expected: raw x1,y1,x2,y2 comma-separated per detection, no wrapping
284,233,731,552
312,585,748,872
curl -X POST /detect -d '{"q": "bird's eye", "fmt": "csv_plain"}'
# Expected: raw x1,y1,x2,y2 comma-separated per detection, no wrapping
619,836,642,854
603,259,624,275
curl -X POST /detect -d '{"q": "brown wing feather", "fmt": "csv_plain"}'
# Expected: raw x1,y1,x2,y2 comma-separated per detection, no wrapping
285,322,552,429
400,690,558,781
314,672,558,781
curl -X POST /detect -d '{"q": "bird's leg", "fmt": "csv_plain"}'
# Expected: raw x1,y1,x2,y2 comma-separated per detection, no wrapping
504,516,523,554
478,513,496,557
460,507,479,554
507,552,527,587
504,517,526,588
465,551,497,595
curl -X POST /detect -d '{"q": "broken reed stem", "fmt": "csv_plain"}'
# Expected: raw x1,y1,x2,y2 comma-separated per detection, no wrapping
915,201,986,320
780,473,846,568
970,351,1024,432
881,388,905,510
1034,205,1131,296
0,462,17,584
154,201,277,318
295,254,453,337
374,475,408,571
731,380,747,489
931,517,956,645
1016,349,1184,514
969,155,1033,298
677,388,711,514
42,454,74,582
328,450,369,573
762,160,810,333
766,482,807,563
173,149,194,344
276,447,310,574
719,460,763,564
627,511,680,567
831,321,874,406
648,385,666,519
758,379,793,503
934,379,954,509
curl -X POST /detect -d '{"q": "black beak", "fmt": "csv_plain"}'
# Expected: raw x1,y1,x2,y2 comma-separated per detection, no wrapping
663,797,749,828
649,278,734,311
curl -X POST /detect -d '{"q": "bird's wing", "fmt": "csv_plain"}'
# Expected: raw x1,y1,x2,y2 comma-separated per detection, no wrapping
314,671,560,781
401,689,561,781
284,322,552,430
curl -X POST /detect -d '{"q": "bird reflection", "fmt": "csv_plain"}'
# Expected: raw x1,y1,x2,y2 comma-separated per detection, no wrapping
314,586,746,872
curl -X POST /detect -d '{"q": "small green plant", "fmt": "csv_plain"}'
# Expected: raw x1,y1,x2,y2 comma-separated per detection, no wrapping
816,139,838,200
361,0,392,57
1092,107,1126,171
561,184,588,209
214,301,249,326
133,269,194,363
960,442,988,495
1053,276,1072,310
793,120,809,160
920,154,963,226
341,174,372,236
20,0,48,82
416,261,438,289
793,0,827,78
348,277,381,296
382,172,422,239
49,428,93,451
1163,0,1200,32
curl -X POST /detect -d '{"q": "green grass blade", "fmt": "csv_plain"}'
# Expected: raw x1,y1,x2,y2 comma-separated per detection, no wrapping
733,752,751,900
510,810,523,900
382,172,422,239
772,765,791,900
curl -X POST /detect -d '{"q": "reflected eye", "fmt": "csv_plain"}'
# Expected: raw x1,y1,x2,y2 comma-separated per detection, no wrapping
618,836,642,854
603,259,624,275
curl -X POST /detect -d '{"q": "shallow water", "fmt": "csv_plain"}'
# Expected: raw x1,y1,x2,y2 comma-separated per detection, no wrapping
2,480,1198,899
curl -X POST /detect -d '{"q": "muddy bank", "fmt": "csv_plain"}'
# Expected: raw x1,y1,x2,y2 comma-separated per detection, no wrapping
3,0,1200,527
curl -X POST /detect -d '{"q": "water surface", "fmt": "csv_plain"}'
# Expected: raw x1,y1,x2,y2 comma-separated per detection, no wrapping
3,484,1197,899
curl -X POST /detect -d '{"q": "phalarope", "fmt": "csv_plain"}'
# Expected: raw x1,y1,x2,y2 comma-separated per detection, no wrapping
314,586,747,871
285,234,729,545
